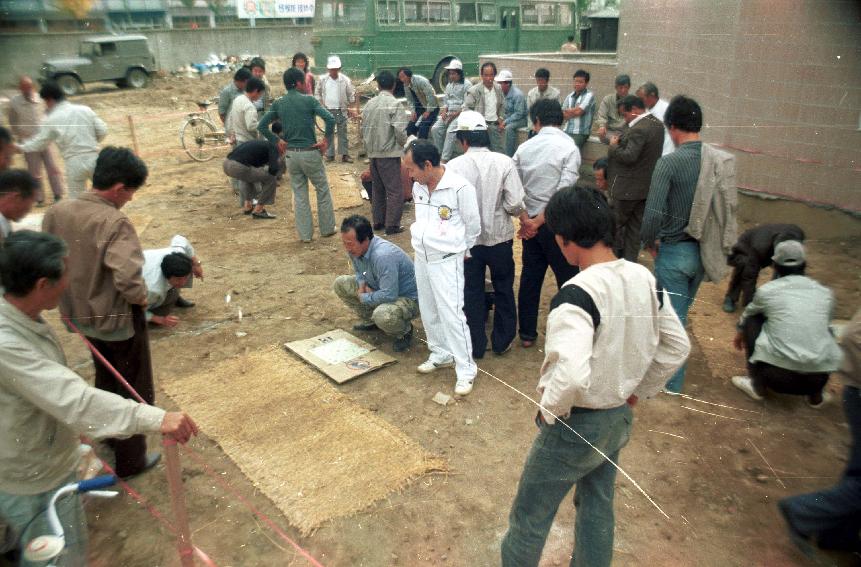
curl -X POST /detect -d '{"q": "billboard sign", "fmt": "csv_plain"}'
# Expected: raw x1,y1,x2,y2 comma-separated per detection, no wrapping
238,0,315,19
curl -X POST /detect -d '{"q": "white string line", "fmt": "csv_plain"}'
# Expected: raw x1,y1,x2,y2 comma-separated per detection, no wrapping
410,332,671,520
662,391,761,414
680,405,748,421
747,439,786,489
648,430,687,440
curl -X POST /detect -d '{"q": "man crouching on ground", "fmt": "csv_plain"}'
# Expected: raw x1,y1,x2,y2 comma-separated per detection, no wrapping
333,214,419,352
501,187,690,567
0,230,197,565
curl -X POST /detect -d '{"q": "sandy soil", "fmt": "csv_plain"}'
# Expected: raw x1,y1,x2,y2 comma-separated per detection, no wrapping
3,71,860,567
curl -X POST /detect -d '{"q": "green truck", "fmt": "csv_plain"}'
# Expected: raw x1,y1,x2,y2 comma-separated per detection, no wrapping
311,0,579,90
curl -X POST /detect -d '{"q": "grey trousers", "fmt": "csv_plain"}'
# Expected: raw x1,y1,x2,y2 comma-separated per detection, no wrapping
325,109,350,158
287,150,336,240
65,152,98,197
222,159,277,206
24,148,64,201
370,157,404,228
333,275,418,337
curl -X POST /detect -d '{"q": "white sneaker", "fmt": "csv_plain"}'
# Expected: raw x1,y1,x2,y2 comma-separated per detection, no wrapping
454,378,474,396
808,390,833,409
731,375,764,401
417,359,454,374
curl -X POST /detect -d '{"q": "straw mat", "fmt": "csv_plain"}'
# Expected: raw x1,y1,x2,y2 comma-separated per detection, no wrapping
161,347,446,535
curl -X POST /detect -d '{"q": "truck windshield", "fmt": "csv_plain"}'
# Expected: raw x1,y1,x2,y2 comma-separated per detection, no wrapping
316,0,367,28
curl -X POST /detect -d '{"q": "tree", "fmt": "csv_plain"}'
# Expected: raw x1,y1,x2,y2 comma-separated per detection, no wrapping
207,0,226,16
58,0,94,19
178,0,195,8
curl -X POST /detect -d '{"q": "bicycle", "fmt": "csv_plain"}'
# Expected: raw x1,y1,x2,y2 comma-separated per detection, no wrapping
180,99,228,162
22,474,118,566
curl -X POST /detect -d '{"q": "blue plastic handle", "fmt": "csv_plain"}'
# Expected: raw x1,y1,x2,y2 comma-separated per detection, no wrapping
77,475,117,492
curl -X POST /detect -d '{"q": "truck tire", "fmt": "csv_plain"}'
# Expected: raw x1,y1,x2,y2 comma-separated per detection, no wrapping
56,75,81,96
431,58,454,93
126,68,149,89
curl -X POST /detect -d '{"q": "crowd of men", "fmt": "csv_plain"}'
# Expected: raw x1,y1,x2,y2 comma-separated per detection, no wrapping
0,54,858,566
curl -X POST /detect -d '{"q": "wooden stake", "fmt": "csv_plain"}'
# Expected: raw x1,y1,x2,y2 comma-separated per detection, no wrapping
127,115,140,156
164,440,196,567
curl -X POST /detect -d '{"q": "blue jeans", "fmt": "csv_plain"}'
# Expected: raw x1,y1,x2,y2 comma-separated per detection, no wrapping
779,386,861,551
654,241,704,392
504,119,527,157
501,405,633,567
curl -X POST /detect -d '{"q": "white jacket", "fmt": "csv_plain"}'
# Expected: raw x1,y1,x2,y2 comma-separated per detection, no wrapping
410,168,481,262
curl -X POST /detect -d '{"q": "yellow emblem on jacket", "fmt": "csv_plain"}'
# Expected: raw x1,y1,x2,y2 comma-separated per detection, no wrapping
438,206,452,220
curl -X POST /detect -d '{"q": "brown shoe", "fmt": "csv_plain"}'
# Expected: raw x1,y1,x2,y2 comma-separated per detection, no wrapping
325,156,335,163
341,155,354,163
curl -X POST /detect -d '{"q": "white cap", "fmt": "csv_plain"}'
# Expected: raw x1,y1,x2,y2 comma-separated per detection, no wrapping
455,110,487,132
444,59,463,71
326,55,342,69
495,69,514,82
772,240,806,267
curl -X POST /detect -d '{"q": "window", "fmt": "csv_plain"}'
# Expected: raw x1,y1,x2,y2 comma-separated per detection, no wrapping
79,43,99,57
478,3,496,23
456,1,476,24
317,1,366,27
99,42,117,55
559,3,572,26
377,0,399,24
521,2,560,25
405,0,451,24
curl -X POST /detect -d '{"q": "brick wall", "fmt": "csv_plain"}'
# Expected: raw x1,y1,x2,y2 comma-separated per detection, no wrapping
617,0,860,212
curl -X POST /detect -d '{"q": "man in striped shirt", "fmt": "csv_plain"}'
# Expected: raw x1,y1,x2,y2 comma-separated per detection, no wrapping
561,69,595,152
640,95,706,393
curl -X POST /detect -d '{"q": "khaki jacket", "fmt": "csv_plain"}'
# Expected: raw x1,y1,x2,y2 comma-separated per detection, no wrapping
0,298,164,495
361,91,409,158
43,193,147,340
686,143,738,282
462,82,505,123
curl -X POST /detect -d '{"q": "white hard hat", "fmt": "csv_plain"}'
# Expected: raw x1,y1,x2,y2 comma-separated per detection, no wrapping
444,59,463,71
326,55,342,69
495,69,514,82
455,110,487,132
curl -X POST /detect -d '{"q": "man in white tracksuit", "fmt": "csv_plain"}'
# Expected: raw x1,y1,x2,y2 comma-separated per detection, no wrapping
404,140,481,395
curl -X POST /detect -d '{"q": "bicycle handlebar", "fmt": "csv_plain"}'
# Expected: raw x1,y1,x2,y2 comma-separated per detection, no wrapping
77,474,117,493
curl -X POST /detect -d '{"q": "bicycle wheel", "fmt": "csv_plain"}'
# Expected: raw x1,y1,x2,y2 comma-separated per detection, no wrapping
181,118,218,162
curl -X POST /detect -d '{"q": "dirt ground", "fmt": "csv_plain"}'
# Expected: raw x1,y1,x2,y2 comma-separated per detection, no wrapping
3,71,861,567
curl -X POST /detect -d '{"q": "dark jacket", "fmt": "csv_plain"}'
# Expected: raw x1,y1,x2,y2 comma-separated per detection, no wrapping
729,224,805,268
607,113,665,201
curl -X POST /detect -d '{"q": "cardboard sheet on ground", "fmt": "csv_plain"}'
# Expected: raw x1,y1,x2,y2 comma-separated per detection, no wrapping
284,329,396,383
161,347,445,535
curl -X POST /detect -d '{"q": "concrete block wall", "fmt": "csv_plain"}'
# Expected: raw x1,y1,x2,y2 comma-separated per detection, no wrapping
617,0,861,212
0,26,313,86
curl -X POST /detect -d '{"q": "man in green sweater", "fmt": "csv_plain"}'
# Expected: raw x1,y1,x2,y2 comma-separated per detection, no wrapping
259,68,337,243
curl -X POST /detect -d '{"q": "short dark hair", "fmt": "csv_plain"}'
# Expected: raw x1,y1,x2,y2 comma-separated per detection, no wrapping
234,67,252,83
92,147,148,190
567,35,575,42
0,169,36,199
245,77,265,93
617,95,645,112
406,139,440,169
530,98,564,127
480,62,497,75
0,126,10,146
639,82,659,98
573,69,590,82
545,186,615,249
271,121,283,135
39,81,64,102
397,67,413,78
534,68,550,80
160,252,193,279
340,214,374,242
291,52,309,67
664,95,702,133
283,67,306,90
455,130,490,148
593,157,608,174
0,230,67,296
249,57,266,71
774,263,806,277
376,70,396,91
615,74,631,87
